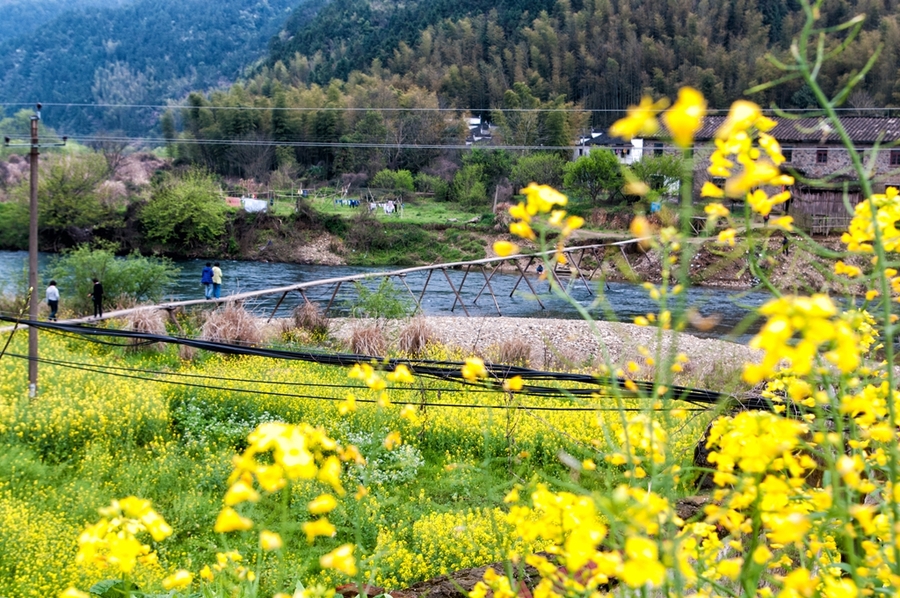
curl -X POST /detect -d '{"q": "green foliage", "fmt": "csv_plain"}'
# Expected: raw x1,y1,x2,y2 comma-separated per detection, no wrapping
413,173,450,200
451,164,488,206
510,152,566,190
372,169,415,192
348,277,411,319
627,154,687,199
563,150,623,203
140,169,227,253
0,201,28,250
47,243,179,315
3,153,117,250
462,149,513,193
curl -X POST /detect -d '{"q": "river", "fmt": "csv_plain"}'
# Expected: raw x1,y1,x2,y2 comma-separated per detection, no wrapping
0,251,770,342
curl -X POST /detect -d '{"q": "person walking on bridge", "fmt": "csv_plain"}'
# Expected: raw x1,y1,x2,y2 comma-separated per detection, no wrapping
46,280,59,321
201,262,214,300
89,278,104,319
212,262,223,299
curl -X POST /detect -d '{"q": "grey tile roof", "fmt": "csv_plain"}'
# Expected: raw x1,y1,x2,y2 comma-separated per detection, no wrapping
657,115,900,144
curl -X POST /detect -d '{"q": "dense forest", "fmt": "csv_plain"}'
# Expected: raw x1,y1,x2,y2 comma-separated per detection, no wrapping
166,0,900,184
262,0,900,119
0,0,308,135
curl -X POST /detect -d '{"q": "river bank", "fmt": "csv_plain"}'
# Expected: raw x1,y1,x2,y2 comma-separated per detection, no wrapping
324,315,760,390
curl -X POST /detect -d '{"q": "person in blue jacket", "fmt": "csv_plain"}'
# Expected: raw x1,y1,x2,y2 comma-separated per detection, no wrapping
201,262,214,299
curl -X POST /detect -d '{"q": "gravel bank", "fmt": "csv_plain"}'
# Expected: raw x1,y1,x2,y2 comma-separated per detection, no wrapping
328,316,761,387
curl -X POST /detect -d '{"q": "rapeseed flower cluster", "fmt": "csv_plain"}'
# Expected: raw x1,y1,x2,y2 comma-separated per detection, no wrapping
493,183,584,266
701,100,794,219
742,294,863,384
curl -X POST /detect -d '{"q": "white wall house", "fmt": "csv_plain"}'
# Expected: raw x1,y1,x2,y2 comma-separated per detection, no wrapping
573,130,644,164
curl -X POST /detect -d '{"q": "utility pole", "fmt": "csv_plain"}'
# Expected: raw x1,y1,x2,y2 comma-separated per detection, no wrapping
3,104,66,397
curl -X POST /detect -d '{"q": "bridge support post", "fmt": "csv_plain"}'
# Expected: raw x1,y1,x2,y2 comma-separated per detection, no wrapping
441,268,470,316
267,291,289,323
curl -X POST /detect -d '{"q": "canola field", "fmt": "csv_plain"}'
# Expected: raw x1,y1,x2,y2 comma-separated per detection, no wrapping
0,331,711,597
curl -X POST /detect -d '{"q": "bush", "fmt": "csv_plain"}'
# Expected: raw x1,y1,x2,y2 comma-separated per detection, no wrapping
124,308,167,353
140,169,227,253
413,173,450,200
200,303,263,346
349,324,387,356
348,277,410,319
292,300,329,339
46,243,179,316
398,316,437,356
372,169,414,192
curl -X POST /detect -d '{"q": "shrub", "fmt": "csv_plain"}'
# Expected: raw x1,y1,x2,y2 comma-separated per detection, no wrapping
372,169,414,192
293,300,329,339
397,316,437,356
140,169,227,252
495,337,531,367
349,324,387,356
200,303,263,346
348,278,410,319
124,308,167,353
47,243,179,316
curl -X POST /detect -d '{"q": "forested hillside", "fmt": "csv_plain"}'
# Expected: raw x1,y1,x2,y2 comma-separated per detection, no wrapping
169,0,900,186
0,0,311,134
0,0,126,43
264,0,900,118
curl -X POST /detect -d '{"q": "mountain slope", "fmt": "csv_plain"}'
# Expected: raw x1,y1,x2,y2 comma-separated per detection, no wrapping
0,0,126,44
0,0,316,134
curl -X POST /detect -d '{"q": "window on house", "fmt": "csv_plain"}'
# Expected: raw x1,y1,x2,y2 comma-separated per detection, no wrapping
783,147,792,163
654,142,663,156
816,148,828,163
890,150,900,166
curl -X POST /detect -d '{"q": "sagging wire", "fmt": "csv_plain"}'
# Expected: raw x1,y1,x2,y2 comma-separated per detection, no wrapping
2,352,692,412
13,317,728,406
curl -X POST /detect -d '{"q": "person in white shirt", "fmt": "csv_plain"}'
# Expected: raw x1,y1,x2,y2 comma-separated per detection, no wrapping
46,280,59,321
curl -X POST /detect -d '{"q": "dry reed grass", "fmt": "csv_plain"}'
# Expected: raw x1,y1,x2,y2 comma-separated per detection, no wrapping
125,308,167,353
293,301,329,338
201,302,264,346
397,316,438,356
350,324,387,356
494,337,532,367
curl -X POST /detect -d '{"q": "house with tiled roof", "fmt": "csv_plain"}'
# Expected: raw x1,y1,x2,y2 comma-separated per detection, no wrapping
573,129,645,165
653,116,900,233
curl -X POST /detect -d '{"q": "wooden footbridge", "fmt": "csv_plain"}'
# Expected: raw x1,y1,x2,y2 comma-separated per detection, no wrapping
11,239,645,328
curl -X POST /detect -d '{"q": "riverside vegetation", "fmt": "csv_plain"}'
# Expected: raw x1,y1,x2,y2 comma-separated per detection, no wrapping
4,2,900,598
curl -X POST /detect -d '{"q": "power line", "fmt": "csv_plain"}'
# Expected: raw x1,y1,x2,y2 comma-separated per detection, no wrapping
5,352,707,413
3,101,898,115
0,316,734,408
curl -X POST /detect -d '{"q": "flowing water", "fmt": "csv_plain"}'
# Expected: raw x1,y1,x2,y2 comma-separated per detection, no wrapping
0,251,771,343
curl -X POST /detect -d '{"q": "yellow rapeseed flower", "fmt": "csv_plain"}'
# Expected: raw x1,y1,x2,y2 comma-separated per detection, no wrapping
302,518,336,543
610,96,670,140
493,241,519,257
320,543,358,576
162,570,193,590
308,494,338,515
260,530,283,551
461,357,488,381
662,87,706,148
214,507,253,533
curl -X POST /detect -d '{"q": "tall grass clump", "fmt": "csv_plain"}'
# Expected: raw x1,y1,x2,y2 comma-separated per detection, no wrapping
200,302,264,346
350,323,387,356
397,316,437,356
124,308,167,353
293,300,329,339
